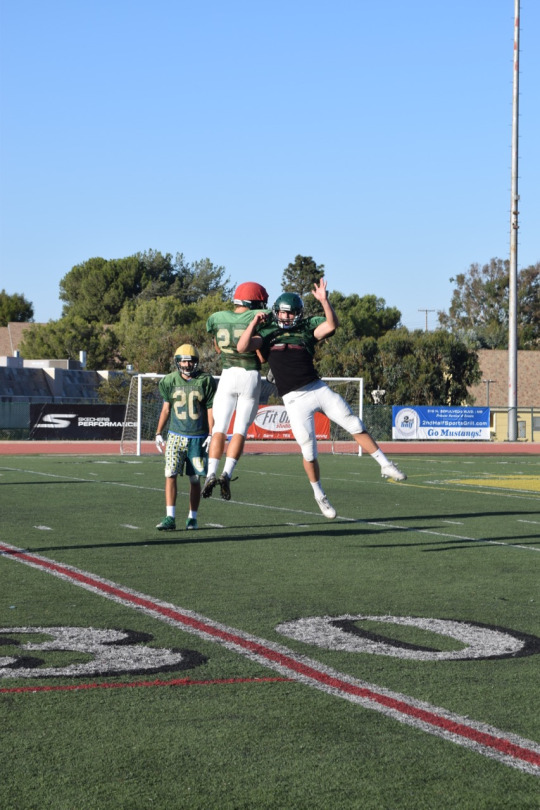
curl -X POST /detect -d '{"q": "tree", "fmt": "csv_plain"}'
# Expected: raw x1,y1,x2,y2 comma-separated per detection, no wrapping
59,256,140,323
18,317,119,370
112,294,228,374
135,252,233,305
314,292,401,387
282,255,325,317
113,297,199,373
377,329,481,405
59,250,232,323
0,290,34,326
97,372,132,404
438,258,540,349
329,292,401,339
316,319,480,405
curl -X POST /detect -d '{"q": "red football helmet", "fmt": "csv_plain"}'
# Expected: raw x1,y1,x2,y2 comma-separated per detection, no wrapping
233,282,269,310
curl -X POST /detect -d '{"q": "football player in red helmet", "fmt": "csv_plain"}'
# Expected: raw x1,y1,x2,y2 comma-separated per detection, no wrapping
203,282,270,501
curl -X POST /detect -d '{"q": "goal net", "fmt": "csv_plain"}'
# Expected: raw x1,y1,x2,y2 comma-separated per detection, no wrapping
120,374,363,456
121,374,165,455
323,377,363,453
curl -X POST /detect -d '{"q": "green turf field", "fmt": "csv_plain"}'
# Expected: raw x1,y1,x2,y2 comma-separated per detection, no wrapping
1,452,539,809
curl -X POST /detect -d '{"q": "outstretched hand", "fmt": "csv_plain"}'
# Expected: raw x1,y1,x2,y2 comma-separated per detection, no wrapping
312,278,328,303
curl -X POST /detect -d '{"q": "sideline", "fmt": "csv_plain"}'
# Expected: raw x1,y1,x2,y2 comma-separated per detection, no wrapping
1,440,539,455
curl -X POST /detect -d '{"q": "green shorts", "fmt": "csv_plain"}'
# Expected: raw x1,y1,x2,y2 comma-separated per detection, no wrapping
164,434,208,478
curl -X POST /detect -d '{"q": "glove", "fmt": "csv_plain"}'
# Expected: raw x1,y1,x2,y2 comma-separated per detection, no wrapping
155,433,166,453
202,435,211,452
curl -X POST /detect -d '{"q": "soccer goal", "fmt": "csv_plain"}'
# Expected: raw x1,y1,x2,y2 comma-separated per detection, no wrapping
120,374,363,456
121,373,165,455
322,377,364,454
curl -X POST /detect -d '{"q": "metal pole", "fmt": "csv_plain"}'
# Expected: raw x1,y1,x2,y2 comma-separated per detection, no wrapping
482,379,497,407
508,0,520,441
418,309,435,331
136,374,143,456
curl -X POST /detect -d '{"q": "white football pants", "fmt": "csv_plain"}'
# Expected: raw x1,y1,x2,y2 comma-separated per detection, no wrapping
282,379,365,461
212,367,261,436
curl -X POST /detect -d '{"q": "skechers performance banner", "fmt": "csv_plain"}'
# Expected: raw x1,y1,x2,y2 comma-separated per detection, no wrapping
29,404,135,440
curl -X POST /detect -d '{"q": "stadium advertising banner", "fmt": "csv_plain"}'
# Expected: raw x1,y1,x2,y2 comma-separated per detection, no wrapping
392,406,490,441
29,404,134,440
231,405,330,440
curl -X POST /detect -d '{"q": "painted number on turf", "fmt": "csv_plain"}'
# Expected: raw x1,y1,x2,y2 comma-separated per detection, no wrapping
0,627,207,678
275,615,540,661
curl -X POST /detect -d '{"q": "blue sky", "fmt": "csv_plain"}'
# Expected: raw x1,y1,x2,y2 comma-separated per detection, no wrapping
1,0,538,331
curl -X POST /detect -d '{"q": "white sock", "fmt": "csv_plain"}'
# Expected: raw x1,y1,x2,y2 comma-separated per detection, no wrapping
167,506,175,518
370,449,389,467
223,458,238,477
188,510,197,519
207,458,219,477
310,480,325,498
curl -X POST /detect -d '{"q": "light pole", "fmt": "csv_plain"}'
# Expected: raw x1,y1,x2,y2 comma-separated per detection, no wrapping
508,0,520,440
482,379,497,407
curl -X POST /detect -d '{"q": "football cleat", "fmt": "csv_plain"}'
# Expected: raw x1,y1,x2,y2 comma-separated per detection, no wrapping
218,473,231,501
156,516,176,531
381,462,407,482
202,474,218,498
315,494,337,519
185,517,198,530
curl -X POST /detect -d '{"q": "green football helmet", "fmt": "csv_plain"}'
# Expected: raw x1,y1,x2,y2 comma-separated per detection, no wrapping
273,293,304,328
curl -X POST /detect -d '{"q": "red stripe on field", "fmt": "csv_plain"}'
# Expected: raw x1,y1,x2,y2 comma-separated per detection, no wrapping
1,543,539,773
0,676,291,694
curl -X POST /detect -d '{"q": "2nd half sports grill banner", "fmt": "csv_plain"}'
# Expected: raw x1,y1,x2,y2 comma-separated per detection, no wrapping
392,406,490,440
29,405,135,440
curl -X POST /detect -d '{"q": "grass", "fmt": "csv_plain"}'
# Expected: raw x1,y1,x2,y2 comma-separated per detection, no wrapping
1,451,539,808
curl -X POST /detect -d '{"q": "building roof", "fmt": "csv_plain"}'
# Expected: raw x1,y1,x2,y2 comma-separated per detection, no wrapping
468,349,540,407
0,322,42,356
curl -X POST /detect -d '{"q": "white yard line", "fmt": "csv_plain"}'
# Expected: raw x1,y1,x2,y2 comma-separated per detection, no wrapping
3,465,540,552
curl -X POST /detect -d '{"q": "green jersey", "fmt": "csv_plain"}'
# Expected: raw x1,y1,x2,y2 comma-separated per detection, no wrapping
257,316,325,397
158,371,216,437
206,309,269,371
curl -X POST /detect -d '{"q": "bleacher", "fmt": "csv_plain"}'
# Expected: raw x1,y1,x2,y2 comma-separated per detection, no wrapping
0,366,102,401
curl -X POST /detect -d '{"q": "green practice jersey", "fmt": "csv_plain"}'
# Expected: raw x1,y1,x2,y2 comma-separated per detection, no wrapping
257,316,325,396
206,309,269,370
158,371,216,436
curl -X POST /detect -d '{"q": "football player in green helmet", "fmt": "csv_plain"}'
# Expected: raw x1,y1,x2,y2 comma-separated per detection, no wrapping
238,278,406,519
272,292,305,328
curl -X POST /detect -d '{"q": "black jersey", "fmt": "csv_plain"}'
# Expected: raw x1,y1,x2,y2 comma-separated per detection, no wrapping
258,316,325,396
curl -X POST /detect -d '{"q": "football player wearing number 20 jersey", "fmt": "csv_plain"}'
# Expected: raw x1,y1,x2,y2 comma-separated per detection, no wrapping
155,344,216,531
237,279,406,520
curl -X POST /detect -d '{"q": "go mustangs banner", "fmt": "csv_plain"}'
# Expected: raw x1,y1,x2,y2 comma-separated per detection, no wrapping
229,405,330,440
29,404,135,440
392,406,490,441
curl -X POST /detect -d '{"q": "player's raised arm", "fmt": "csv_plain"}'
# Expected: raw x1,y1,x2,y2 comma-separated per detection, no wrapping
312,278,339,340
